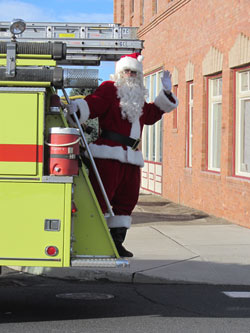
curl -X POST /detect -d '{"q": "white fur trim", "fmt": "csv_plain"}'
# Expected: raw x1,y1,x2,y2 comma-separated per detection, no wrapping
66,112,77,127
127,147,144,165
154,90,179,113
86,143,144,167
130,118,141,139
116,56,143,74
107,215,132,228
137,54,144,62
74,98,90,123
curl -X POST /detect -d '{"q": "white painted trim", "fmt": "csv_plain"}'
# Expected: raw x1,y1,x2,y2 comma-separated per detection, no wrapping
223,291,250,298
106,215,132,228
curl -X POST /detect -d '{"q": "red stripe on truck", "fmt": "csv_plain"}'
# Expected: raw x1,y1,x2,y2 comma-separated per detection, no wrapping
0,144,43,162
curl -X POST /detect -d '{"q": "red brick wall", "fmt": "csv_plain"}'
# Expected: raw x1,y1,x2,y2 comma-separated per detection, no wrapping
114,0,250,227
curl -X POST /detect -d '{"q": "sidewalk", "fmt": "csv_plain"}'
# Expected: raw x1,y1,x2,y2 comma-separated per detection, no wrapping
18,194,250,285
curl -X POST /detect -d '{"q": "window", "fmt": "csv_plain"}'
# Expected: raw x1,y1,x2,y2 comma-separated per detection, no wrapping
131,0,134,14
144,76,150,160
143,70,163,162
152,74,157,160
187,82,193,167
159,118,163,162
153,0,158,15
141,0,144,25
207,76,222,172
173,85,178,129
121,0,124,23
158,74,163,162
235,68,250,177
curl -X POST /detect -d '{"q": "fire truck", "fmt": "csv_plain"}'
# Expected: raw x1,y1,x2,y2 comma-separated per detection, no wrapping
0,19,143,271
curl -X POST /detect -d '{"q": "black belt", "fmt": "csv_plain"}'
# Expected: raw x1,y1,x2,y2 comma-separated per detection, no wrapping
101,130,141,151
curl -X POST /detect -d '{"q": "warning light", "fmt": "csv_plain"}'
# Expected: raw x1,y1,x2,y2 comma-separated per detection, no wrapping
71,202,77,214
45,246,59,257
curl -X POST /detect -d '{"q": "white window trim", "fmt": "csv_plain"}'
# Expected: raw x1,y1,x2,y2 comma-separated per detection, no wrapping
207,77,222,172
143,70,163,162
235,69,250,177
187,82,193,167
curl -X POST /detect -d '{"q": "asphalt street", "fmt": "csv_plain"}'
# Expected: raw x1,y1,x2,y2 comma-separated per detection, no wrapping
1,268,250,333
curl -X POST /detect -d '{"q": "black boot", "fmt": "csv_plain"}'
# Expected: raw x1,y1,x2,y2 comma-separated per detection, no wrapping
110,227,133,258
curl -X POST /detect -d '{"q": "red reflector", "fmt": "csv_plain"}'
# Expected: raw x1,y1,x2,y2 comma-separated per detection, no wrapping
71,202,77,213
45,246,58,257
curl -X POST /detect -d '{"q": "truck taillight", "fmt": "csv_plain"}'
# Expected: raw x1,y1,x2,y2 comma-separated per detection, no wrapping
45,246,59,257
72,202,77,214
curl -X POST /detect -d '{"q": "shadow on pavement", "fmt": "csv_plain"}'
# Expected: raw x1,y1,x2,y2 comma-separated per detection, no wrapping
132,194,229,225
132,212,209,224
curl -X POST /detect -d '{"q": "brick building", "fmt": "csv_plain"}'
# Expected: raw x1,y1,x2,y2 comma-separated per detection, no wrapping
113,0,250,227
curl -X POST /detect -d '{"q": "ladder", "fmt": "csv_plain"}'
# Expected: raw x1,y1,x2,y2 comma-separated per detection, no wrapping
0,21,144,66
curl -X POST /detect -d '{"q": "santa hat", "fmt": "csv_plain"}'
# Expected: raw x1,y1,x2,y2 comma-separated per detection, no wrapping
116,52,144,74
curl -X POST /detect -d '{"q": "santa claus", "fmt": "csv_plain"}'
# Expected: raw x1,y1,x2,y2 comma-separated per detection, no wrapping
67,52,178,257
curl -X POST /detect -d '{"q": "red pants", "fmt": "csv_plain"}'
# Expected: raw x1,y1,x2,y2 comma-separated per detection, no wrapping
89,158,141,227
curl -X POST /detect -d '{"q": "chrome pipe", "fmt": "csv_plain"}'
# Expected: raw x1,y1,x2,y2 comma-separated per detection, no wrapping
61,87,114,217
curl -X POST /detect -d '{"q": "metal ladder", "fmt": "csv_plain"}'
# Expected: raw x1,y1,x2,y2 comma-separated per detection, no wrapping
0,21,143,65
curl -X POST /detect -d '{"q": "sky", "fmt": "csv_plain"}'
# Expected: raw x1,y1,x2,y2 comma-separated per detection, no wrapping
0,0,115,81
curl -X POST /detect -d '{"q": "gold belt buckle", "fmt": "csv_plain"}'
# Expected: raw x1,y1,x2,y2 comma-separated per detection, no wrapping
132,138,141,151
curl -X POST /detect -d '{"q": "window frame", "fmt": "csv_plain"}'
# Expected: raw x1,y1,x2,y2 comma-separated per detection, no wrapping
152,0,158,15
143,69,163,163
206,74,222,173
140,0,145,25
121,0,125,23
173,85,178,130
233,65,250,179
131,0,134,14
187,81,193,168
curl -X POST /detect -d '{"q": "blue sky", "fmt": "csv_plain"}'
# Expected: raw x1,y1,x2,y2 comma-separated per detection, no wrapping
0,0,115,81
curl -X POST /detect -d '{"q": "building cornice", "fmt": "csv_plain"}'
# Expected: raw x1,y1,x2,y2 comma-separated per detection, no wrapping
137,0,192,38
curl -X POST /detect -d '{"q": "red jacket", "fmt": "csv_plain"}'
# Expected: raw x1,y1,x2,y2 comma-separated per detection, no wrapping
76,80,178,167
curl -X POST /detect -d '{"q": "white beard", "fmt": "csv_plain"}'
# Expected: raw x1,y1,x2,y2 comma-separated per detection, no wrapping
114,74,148,123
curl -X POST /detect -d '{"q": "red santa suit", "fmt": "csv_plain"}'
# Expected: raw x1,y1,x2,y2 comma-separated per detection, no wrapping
72,79,178,229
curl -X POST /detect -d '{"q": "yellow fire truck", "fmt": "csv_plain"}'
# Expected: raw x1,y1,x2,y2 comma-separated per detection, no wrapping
0,19,143,270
